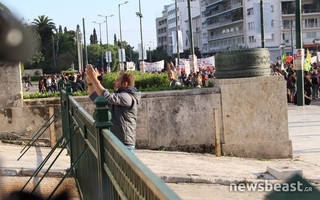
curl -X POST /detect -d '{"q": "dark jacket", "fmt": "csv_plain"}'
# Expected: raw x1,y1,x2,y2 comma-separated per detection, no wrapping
90,87,141,146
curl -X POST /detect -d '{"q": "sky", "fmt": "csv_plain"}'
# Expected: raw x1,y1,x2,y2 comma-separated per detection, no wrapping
2,0,175,50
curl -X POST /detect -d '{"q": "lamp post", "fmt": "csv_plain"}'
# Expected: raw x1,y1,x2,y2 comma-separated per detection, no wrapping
136,0,144,63
295,0,304,106
313,38,320,67
279,43,285,61
93,21,106,70
149,41,154,63
174,0,180,66
260,0,265,48
118,1,129,69
98,14,114,71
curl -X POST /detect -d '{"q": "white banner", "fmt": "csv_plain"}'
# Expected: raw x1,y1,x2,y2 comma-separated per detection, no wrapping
118,48,126,62
177,56,215,75
172,30,184,54
138,43,147,60
253,3,272,40
139,60,164,72
105,51,112,63
126,61,135,71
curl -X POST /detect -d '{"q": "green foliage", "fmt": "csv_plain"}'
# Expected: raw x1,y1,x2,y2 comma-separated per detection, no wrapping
23,90,88,99
61,70,78,74
102,71,170,91
20,63,24,75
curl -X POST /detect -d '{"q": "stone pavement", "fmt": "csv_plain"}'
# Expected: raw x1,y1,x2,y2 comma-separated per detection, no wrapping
0,101,320,199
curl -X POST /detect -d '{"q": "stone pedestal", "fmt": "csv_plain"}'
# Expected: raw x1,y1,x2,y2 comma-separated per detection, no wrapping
0,62,23,108
214,76,292,158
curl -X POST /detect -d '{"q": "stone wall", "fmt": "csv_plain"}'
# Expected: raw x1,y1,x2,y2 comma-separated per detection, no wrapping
1,89,221,153
214,76,292,158
0,62,23,108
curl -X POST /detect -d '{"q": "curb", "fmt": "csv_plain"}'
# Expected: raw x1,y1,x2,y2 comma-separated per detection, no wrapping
0,168,67,177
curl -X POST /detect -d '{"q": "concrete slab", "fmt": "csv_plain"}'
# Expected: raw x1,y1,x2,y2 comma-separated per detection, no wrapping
267,165,303,180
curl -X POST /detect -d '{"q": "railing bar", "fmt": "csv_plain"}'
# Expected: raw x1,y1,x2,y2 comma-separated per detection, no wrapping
20,122,75,192
102,162,128,200
102,131,180,199
20,105,62,153
30,127,77,194
47,146,89,200
17,108,66,161
104,146,144,199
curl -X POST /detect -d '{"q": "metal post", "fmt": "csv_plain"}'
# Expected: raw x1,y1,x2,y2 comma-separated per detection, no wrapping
99,14,114,71
187,0,195,55
99,23,103,70
149,46,151,62
83,18,88,68
295,0,304,106
260,0,265,48
317,43,319,67
175,0,180,65
138,0,144,62
291,20,294,56
118,2,128,65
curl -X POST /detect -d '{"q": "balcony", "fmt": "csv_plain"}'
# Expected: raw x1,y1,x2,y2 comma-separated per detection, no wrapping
207,19,243,31
208,30,244,41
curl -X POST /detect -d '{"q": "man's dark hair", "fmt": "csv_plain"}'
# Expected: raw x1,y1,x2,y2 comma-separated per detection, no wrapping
120,72,135,87
68,75,75,82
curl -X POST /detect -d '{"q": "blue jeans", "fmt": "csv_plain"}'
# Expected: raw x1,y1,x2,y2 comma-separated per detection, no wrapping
125,145,135,154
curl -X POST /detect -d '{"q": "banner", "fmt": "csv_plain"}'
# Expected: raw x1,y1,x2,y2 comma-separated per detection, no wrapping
139,60,164,72
253,3,272,40
105,51,112,63
120,62,125,71
118,49,126,62
189,54,198,72
172,30,184,54
176,56,215,75
138,43,147,60
293,49,304,70
126,61,135,71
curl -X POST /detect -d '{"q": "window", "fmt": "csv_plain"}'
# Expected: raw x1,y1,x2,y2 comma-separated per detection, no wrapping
248,22,255,30
305,18,318,28
271,5,274,12
249,36,255,43
306,32,317,38
247,8,254,16
271,20,274,27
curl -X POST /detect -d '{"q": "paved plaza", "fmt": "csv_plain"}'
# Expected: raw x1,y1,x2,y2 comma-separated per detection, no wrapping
1,101,320,199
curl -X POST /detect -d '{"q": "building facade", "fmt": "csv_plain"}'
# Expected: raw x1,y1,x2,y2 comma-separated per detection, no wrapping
156,0,201,56
156,5,170,54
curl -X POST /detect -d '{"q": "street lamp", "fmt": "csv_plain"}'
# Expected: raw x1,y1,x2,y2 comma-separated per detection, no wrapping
98,14,114,71
148,41,154,63
313,38,320,67
93,20,106,70
118,1,129,69
136,0,144,63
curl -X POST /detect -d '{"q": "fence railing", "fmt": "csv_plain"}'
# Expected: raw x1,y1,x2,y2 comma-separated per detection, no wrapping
61,82,181,200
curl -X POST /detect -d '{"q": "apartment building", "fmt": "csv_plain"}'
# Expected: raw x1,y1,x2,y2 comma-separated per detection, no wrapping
280,0,320,57
156,0,200,56
201,0,245,56
156,5,170,54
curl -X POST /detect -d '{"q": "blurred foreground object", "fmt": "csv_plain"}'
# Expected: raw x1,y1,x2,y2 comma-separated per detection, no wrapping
0,4,37,62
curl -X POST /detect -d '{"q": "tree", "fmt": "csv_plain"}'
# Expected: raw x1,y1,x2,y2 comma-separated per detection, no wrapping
90,28,98,44
64,27,68,33
59,25,63,34
32,15,55,53
114,34,118,46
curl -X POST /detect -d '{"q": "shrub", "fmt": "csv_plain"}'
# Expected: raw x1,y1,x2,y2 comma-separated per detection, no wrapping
61,70,78,74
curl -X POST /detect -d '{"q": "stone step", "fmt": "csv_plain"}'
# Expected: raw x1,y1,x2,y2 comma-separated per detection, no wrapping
0,176,80,200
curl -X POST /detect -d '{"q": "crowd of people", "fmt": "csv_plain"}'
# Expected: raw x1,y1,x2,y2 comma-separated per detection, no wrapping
35,73,86,93
271,62,320,105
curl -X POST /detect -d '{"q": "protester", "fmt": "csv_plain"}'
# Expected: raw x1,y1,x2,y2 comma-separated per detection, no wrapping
85,64,141,154
168,70,181,87
68,75,84,92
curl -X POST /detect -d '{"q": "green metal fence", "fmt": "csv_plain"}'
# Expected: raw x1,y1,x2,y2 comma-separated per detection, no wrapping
61,82,181,200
